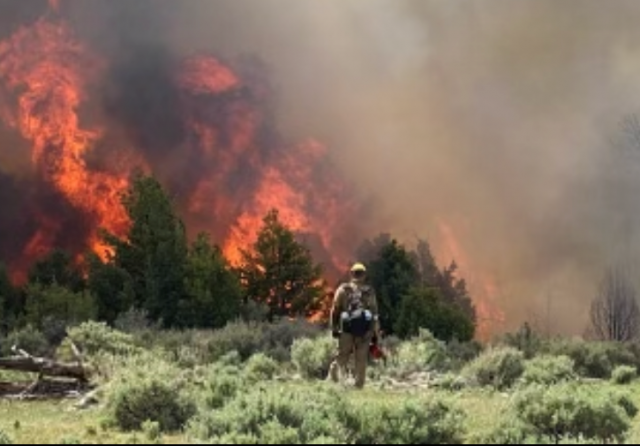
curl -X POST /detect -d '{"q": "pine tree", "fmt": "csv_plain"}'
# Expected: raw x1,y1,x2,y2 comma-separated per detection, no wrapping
180,233,242,328
240,209,325,320
0,264,20,332
365,238,420,335
0,264,12,332
27,249,85,292
87,254,136,325
355,234,477,339
395,287,475,342
24,283,97,330
101,173,188,327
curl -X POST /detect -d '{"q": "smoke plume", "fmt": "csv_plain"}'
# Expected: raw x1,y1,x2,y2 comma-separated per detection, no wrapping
3,0,640,336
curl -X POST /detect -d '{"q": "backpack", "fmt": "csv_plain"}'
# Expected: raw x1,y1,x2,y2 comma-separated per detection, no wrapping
340,284,374,337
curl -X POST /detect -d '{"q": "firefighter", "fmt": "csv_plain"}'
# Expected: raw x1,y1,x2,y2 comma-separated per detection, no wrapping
328,262,381,389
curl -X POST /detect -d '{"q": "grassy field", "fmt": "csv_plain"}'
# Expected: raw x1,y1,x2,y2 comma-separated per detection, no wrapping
2,322,640,444
0,385,497,444
0,398,186,444
2,381,638,445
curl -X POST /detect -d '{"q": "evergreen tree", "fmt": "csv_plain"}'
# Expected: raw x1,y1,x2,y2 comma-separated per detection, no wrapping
101,173,188,327
356,234,477,339
27,249,85,292
240,209,325,320
0,264,21,332
395,287,475,342
24,283,97,330
363,238,420,336
180,233,243,328
436,261,476,324
413,239,441,287
0,264,12,332
87,254,136,325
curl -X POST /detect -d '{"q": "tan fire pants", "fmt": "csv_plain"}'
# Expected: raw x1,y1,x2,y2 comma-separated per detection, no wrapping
328,333,371,389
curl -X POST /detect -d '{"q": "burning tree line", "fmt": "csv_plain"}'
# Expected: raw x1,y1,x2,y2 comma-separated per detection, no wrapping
0,173,477,346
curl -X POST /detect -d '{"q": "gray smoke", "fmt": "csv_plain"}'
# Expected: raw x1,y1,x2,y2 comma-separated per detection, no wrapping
6,0,640,334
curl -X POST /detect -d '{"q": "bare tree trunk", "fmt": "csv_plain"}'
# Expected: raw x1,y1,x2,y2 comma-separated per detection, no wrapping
589,267,640,342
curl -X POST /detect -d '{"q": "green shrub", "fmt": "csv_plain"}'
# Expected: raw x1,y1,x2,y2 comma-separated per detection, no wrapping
0,430,12,445
106,357,196,433
201,367,244,410
24,284,97,330
64,322,141,358
349,396,465,445
260,320,322,363
245,354,279,381
210,433,260,445
142,420,162,443
190,383,464,445
291,336,335,379
0,325,49,357
521,355,576,386
218,351,242,367
194,322,263,362
543,340,636,379
114,308,156,334
189,384,350,443
133,320,322,367
463,347,525,390
393,329,451,376
139,330,196,362
467,418,531,444
258,420,300,445
40,316,69,346
501,323,543,360
447,339,483,370
612,365,637,385
433,373,468,391
515,383,637,443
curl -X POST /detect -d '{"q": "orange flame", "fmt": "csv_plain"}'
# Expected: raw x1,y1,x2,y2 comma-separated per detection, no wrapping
179,55,355,277
0,14,356,284
0,18,131,263
437,220,506,341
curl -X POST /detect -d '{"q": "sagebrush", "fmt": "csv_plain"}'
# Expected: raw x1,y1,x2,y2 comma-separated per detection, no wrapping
105,355,196,433
464,347,525,390
515,383,638,443
291,336,335,379
612,365,637,385
521,355,576,386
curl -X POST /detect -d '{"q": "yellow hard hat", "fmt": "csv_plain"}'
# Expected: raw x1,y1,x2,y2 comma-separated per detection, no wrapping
350,262,367,273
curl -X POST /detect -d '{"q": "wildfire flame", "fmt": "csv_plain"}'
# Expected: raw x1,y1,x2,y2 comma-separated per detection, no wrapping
0,5,507,339
437,220,506,340
0,17,131,268
0,9,355,282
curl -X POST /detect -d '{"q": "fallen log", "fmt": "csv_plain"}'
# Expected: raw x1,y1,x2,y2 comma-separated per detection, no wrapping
0,380,94,400
0,357,88,382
